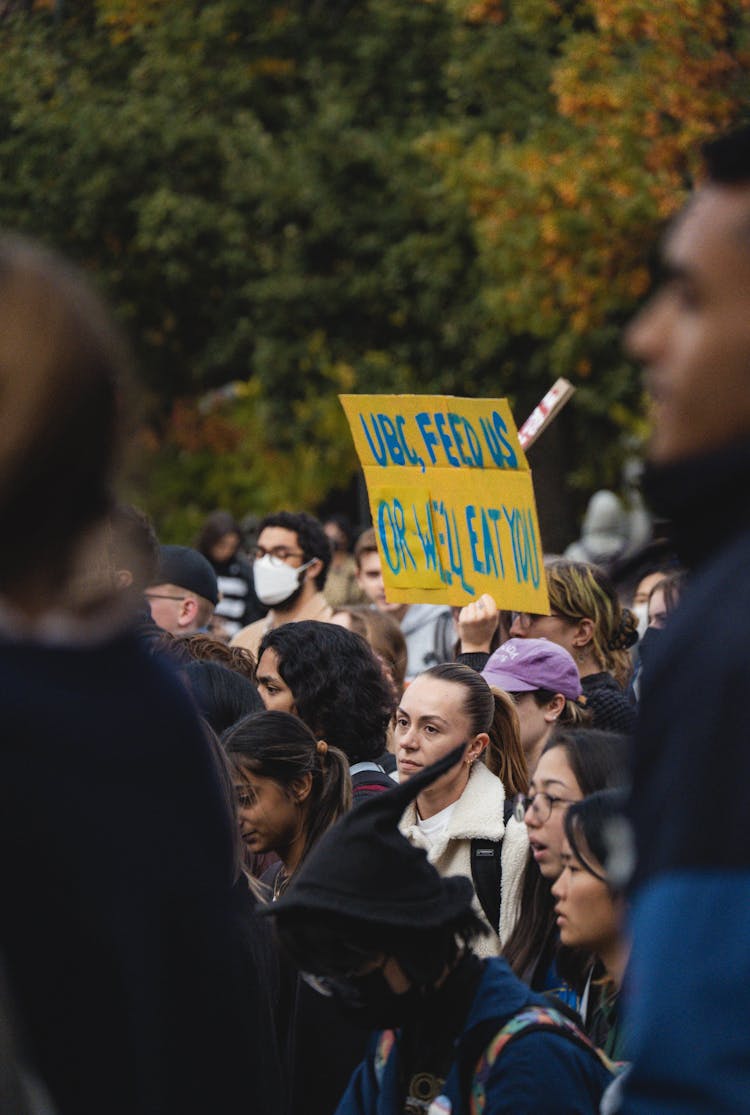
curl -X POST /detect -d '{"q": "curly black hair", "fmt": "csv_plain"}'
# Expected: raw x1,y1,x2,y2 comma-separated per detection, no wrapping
257,511,332,590
258,620,396,762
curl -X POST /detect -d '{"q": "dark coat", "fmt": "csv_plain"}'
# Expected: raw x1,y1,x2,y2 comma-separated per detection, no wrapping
623,439,750,1114
336,957,611,1115
280,966,371,1115
211,551,266,629
0,627,277,1115
261,871,370,1115
580,671,636,734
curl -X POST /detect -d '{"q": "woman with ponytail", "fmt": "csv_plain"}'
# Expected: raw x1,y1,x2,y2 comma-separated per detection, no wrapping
223,709,351,899
396,662,529,953
224,710,361,1115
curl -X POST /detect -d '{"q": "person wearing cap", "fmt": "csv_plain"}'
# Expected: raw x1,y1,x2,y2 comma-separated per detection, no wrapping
481,638,588,774
146,544,219,637
265,747,613,1115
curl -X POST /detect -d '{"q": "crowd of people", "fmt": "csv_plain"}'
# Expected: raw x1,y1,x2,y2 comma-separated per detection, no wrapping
3,123,750,1114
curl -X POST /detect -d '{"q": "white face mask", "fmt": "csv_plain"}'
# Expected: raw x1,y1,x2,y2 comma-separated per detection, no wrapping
253,554,314,607
631,602,649,640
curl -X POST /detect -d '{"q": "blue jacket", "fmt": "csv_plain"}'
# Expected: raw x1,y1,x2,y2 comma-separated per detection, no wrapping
336,957,611,1115
623,440,750,1114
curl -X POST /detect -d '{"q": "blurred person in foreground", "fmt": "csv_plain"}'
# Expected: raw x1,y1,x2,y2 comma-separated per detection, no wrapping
621,125,750,1113
265,747,613,1115
0,233,274,1115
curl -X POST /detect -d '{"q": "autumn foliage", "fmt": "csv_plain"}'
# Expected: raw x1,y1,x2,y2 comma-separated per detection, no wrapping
0,0,748,539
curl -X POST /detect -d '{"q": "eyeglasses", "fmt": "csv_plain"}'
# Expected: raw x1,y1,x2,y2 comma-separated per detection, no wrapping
144,592,187,602
512,791,577,824
511,610,568,630
252,546,306,563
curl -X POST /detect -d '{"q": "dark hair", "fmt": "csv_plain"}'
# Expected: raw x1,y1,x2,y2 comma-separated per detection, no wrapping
543,727,630,799
421,662,529,798
181,661,263,736
0,234,129,599
195,510,242,558
258,510,332,590
179,633,257,680
198,719,246,887
275,906,486,989
703,125,750,185
564,789,631,895
332,605,408,696
109,503,159,592
649,570,685,620
502,728,630,980
323,513,354,550
258,620,395,762
222,709,351,869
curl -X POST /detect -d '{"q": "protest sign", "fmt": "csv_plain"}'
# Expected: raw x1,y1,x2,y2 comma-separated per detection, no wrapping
339,394,550,611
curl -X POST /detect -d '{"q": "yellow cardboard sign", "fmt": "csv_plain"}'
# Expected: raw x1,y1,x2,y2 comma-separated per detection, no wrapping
340,394,549,611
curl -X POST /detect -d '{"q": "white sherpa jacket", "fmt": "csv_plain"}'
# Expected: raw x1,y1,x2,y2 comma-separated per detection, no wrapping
398,761,528,957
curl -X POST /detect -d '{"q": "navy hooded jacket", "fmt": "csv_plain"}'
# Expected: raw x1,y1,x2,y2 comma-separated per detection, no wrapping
623,439,750,1114
336,956,611,1115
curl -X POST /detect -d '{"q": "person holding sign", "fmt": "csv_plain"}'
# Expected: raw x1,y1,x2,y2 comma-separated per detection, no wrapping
509,560,638,735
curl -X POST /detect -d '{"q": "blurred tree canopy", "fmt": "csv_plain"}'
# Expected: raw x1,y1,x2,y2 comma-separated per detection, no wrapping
0,0,748,541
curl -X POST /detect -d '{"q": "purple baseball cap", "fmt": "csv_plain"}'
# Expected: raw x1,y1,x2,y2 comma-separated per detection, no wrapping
481,638,582,700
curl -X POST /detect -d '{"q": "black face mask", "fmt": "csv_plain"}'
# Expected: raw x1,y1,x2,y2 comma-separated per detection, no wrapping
303,967,424,1030
638,625,663,669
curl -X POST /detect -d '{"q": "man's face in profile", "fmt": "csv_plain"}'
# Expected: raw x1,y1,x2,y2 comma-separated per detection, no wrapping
626,184,750,464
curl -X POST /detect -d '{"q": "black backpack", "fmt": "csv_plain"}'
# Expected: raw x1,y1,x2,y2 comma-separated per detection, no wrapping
469,800,514,935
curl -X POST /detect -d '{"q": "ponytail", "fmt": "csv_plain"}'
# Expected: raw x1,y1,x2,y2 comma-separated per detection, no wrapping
558,697,592,730
222,710,352,871
421,662,528,798
485,687,528,798
302,738,352,864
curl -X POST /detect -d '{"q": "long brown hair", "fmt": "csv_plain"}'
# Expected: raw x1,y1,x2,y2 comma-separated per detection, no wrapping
422,662,529,798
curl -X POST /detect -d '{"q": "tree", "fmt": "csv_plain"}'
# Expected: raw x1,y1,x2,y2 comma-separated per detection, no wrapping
0,0,748,542
431,0,750,503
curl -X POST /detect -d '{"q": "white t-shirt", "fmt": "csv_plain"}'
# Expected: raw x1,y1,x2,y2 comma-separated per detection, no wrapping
416,801,457,847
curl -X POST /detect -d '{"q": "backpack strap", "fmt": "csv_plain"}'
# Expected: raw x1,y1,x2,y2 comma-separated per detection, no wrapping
470,840,501,935
469,1005,620,1115
469,801,514,935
